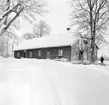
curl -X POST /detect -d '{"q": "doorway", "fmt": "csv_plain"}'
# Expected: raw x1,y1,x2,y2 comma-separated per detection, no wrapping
47,50,50,59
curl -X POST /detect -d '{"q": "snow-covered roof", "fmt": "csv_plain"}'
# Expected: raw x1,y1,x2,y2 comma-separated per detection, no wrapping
14,32,77,51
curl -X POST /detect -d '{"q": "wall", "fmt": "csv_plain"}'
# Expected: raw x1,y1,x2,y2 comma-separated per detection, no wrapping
14,42,98,62
14,50,24,58
14,46,72,61
71,38,98,63
71,40,80,62
41,46,71,61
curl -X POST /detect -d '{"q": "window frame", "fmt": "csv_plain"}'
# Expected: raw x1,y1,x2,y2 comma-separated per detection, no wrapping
29,51,32,58
38,50,41,57
17,52,20,57
58,49,63,56
83,40,88,44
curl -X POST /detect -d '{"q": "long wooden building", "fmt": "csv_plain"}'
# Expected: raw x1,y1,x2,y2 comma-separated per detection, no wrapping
13,33,98,62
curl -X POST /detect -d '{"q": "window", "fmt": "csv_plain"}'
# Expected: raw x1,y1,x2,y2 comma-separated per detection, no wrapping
38,50,41,57
17,52,20,57
83,40,88,44
47,50,50,58
29,51,32,58
58,49,63,56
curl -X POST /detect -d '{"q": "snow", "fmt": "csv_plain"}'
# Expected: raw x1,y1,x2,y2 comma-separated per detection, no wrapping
13,33,77,51
98,45,109,59
0,58,109,105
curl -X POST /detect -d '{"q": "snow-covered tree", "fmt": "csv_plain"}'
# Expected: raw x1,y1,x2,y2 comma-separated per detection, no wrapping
0,0,47,57
23,33,33,40
33,20,51,38
70,0,109,63
0,0,47,36
0,30,18,57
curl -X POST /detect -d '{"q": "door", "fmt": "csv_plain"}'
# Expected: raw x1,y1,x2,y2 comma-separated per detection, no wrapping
47,50,50,59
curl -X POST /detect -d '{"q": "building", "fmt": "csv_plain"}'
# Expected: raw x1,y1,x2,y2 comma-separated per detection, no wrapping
13,33,98,63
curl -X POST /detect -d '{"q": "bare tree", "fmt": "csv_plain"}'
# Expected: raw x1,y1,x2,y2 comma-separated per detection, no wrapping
70,0,109,63
33,20,51,38
0,0,47,36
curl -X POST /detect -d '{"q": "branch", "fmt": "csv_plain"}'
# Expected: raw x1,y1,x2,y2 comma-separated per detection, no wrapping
92,0,98,8
1,1,23,19
4,6,24,31
96,18,109,31
96,11,108,22
87,0,91,8
77,0,90,13
96,0,107,15
4,0,10,25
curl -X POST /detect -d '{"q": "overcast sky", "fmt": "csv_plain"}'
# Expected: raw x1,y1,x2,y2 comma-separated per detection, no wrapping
17,0,70,37
45,0,70,33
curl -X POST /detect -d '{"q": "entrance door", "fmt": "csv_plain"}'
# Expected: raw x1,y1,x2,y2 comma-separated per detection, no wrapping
24,52,26,58
47,50,50,59
79,50,83,60
24,51,27,58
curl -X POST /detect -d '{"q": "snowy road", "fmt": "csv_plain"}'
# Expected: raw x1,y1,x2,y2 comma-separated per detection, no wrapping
0,58,109,105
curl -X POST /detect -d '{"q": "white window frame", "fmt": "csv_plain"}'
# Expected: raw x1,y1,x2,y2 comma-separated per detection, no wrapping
17,52,20,57
47,50,50,58
58,49,63,56
38,50,41,57
29,51,32,58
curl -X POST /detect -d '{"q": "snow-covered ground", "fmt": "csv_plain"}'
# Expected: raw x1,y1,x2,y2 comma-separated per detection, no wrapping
0,58,109,105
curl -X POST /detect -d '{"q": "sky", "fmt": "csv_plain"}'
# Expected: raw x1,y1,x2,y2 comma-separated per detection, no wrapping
17,0,71,37
44,0,70,33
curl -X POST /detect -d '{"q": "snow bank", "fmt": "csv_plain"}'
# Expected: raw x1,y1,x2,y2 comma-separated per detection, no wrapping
0,58,109,105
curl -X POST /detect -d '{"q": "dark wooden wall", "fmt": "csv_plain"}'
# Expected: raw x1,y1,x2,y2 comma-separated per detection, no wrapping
14,50,24,58
14,46,72,61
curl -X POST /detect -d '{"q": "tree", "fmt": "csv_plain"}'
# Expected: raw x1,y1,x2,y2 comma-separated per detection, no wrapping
70,0,109,63
0,30,18,57
0,0,47,57
33,20,51,38
0,34,10,57
0,0,47,37
23,33,33,40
